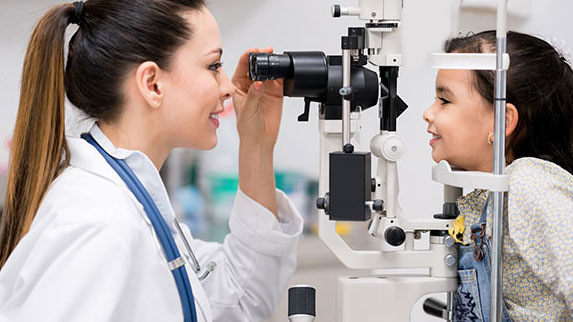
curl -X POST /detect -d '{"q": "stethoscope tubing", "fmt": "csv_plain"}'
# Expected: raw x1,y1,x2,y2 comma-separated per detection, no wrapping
82,134,198,322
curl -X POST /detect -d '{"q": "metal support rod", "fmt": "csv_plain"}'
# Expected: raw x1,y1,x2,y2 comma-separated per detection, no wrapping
447,291,455,321
491,1,508,321
342,48,351,148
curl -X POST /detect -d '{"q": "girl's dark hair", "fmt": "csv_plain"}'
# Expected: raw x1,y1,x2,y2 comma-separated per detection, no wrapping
444,31,573,174
0,0,205,269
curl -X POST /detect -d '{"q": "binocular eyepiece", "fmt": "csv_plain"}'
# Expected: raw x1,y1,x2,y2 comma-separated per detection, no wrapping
248,51,379,115
249,53,294,81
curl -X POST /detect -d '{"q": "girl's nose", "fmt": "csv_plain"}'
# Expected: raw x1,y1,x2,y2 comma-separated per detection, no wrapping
422,105,435,123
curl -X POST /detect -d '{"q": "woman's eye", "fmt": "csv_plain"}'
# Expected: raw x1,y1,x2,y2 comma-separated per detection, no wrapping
209,62,223,72
438,97,450,105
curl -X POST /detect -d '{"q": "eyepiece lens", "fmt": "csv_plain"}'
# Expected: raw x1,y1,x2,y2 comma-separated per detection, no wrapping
248,53,293,81
249,53,268,81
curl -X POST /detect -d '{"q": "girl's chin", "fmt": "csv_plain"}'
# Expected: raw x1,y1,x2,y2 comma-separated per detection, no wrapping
431,151,442,163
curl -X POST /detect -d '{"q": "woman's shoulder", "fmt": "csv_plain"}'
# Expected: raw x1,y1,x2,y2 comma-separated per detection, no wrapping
36,165,144,230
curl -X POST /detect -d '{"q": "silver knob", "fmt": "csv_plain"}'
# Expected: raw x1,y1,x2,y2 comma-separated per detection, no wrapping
444,236,456,248
444,254,457,267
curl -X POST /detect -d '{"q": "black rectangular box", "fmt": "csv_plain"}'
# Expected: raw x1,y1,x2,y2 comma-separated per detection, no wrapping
328,152,372,221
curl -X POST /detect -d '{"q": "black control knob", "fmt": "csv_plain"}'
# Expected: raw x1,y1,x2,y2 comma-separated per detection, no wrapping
316,193,330,214
372,199,384,212
332,5,341,17
288,286,316,320
385,226,406,247
423,297,447,319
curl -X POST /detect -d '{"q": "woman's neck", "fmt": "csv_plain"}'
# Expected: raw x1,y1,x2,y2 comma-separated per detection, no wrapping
98,121,170,170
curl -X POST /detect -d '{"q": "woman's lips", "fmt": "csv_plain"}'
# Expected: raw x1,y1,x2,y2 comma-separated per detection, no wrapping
209,114,220,128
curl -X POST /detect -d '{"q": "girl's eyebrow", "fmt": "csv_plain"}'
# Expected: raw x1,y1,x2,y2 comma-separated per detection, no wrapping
436,86,455,98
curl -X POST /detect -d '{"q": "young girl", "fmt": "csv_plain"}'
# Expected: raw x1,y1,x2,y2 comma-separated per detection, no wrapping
424,31,573,321
0,1,303,321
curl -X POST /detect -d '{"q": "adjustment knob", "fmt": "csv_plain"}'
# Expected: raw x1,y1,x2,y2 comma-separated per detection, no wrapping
316,193,330,214
372,199,384,212
332,5,341,17
288,285,316,321
385,226,406,247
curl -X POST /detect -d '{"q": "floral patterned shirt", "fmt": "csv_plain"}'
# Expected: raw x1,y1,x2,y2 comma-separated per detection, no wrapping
456,157,573,321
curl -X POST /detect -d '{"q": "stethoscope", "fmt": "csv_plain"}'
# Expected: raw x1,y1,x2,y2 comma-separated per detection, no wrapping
83,133,213,322
173,218,217,281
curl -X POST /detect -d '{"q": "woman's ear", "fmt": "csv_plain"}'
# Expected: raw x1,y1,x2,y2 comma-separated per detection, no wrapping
135,61,164,109
505,103,519,137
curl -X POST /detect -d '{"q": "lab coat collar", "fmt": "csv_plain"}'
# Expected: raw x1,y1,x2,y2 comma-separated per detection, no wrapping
68,125,210,320
68,123,178,231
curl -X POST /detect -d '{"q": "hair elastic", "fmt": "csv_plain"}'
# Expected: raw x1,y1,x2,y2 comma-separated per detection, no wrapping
70,1,85,25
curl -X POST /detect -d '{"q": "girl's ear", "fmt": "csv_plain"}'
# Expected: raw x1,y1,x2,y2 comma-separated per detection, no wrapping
505,103,519,137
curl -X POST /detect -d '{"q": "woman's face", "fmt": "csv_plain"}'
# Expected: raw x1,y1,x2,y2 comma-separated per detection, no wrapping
160,7,234,150
422,69,494,172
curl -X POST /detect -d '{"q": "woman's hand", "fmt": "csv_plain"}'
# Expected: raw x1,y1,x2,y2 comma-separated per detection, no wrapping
232,47,284,149
232,47,284,218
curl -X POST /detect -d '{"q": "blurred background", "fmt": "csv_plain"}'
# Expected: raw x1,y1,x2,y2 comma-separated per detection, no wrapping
1,0,571,321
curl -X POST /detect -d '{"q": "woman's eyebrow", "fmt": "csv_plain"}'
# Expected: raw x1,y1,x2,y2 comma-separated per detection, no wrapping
206,48,223,57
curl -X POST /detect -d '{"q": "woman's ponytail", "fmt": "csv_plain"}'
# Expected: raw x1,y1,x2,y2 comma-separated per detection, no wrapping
0,0,206,269
0,4,74,269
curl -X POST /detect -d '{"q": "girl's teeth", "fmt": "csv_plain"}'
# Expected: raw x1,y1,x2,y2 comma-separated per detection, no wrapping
209,114,219,120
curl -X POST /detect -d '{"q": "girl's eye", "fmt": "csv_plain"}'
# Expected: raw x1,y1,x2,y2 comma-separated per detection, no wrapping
209,62,223,72
438,97,450,105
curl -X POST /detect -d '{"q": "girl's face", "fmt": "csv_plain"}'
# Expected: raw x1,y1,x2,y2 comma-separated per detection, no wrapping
423,69,494,172
160,7,235,150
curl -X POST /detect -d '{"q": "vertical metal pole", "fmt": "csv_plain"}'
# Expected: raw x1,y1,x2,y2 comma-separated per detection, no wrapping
342,48,351,148
491,1,508,321
447,291,455,321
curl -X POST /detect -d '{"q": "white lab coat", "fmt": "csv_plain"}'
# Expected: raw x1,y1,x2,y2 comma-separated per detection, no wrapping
0,125,303,322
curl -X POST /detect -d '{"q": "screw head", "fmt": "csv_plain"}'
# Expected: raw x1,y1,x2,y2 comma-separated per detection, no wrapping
371,11,377,17
444,236,456,248
444,254,457,267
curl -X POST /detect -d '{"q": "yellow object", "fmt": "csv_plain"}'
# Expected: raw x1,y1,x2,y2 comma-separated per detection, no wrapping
449,216,467,244
336,223,351,235
310,223,351,236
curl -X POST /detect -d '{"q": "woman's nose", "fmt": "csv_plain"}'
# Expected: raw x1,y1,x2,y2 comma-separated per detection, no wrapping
220,71,235,101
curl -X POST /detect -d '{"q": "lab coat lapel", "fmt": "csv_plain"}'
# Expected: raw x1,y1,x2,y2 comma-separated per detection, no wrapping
69,132,213,321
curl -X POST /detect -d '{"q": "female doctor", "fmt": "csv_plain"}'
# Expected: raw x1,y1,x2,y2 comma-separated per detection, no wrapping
0,1,303,321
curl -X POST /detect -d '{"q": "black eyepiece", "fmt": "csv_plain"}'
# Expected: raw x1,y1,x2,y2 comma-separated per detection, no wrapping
248,53,293,81
247,51,378,115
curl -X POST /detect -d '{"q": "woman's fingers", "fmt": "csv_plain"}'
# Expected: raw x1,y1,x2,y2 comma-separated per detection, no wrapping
237,81,264,116
232,48,260,87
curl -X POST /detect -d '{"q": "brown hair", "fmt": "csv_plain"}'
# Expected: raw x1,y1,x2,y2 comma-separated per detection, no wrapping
0,4,72,268
444,31,573,174
0,0,204,269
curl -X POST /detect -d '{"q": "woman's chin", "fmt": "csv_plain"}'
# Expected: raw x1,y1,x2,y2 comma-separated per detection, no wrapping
202,137,218,150
181,136,217,151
